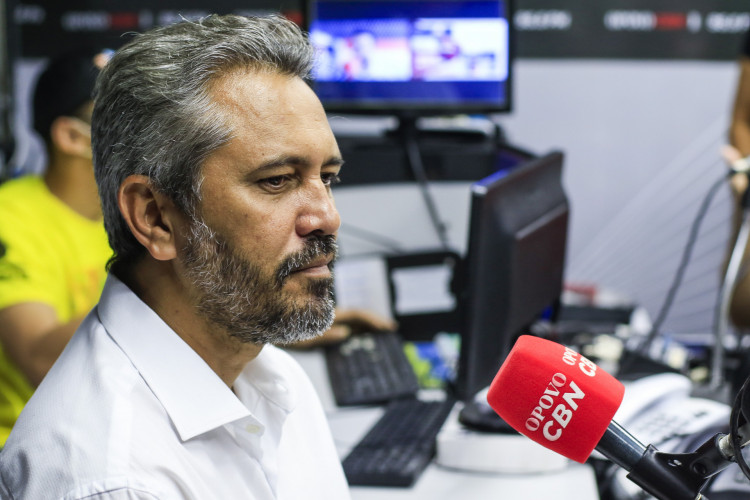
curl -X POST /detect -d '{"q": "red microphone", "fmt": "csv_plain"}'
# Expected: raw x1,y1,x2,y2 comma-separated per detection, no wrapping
487,334,624,463
487,335,734,500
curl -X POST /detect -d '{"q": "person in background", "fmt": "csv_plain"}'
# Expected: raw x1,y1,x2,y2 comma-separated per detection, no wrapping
0,14,354,497
293,307,395,348
723,29,750,330
730,30,750,156
0,48,111,446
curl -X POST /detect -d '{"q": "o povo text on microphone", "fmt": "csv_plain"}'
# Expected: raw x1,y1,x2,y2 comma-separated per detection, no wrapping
486,335,625,463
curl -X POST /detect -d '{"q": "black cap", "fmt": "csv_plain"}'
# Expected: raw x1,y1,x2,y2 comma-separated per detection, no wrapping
32,48,101,142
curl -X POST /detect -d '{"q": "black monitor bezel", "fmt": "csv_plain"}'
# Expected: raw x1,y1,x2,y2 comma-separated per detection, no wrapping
303,0,514,116
454,150,569,402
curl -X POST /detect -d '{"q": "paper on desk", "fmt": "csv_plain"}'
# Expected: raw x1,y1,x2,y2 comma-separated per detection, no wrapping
391,264,456,316
333,257,393,320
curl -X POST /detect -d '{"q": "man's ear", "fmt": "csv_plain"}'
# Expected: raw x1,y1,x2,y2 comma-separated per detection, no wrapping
118,175,182,261
49,116,92,159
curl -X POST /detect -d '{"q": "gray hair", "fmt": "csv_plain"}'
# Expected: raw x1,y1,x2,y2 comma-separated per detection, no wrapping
91,14,314,274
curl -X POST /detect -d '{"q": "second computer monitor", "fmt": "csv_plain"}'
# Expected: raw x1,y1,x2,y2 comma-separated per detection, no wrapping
455,151,569,401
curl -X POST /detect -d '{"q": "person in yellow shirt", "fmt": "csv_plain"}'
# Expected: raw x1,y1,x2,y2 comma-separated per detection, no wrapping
0,49,111,445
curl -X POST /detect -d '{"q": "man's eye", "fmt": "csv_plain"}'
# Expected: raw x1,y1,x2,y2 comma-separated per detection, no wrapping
322,173,342,186
261,176,288,188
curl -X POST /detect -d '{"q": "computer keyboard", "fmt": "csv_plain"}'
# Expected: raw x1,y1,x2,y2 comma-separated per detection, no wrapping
325,331,420,406
342,398,456,487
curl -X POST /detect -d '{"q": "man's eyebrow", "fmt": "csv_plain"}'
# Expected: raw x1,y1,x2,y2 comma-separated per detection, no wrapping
255,155,345,171
324,156,345,168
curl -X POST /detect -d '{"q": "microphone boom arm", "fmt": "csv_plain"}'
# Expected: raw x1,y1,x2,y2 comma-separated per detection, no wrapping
624,432,734,500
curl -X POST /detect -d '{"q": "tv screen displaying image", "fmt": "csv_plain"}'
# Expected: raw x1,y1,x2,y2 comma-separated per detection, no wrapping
307,0,512,115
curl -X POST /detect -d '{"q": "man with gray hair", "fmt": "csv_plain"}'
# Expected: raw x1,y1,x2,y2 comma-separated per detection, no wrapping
0,14,351,499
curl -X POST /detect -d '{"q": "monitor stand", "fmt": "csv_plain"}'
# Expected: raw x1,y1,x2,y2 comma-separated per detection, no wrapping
457,392,517,434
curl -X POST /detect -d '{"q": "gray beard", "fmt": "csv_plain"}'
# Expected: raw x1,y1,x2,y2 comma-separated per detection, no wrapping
181,218,337,346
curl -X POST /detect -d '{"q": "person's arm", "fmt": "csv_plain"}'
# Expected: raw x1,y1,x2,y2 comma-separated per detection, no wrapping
723,54,750,329
724,146,750,328
287,308,398,349
0,303,82,386
730,58,750,156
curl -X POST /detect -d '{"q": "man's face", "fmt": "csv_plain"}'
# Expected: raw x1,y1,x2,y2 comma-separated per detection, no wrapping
178,69,343,345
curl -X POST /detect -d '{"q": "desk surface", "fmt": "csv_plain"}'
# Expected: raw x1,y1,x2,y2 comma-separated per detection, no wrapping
289,349,601,500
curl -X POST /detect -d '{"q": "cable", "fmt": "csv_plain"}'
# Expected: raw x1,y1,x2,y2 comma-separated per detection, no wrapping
339,222,406,254
399,119,452,251
710,175,750,389
633,171,728,358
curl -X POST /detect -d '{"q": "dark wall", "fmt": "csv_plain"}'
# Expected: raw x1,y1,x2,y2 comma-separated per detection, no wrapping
1,0,18,171
513,0,749,60
12,1,303,57
7,1,750,60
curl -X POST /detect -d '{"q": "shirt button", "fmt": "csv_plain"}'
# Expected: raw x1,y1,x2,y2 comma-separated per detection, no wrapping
245,424,262,434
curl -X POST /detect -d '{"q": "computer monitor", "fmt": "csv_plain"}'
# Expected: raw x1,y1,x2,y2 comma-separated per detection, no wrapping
306,0,512,116
454,151,569,402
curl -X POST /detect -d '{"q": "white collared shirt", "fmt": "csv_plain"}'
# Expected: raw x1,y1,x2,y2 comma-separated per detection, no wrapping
0,275,351,500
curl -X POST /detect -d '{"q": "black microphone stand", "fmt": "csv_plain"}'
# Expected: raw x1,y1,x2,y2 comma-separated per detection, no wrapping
629,433,735,500
619,177,750,499
601,421,736,500
599,369,750,500
713,173,750,389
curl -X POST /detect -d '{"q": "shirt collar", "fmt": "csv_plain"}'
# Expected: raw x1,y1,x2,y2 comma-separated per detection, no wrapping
97,274,255,441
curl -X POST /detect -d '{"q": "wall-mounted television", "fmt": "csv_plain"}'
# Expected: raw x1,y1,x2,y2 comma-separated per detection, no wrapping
306,0,512,116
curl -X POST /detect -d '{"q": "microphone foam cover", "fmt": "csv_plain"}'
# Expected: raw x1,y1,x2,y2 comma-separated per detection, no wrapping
487,335,624,463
